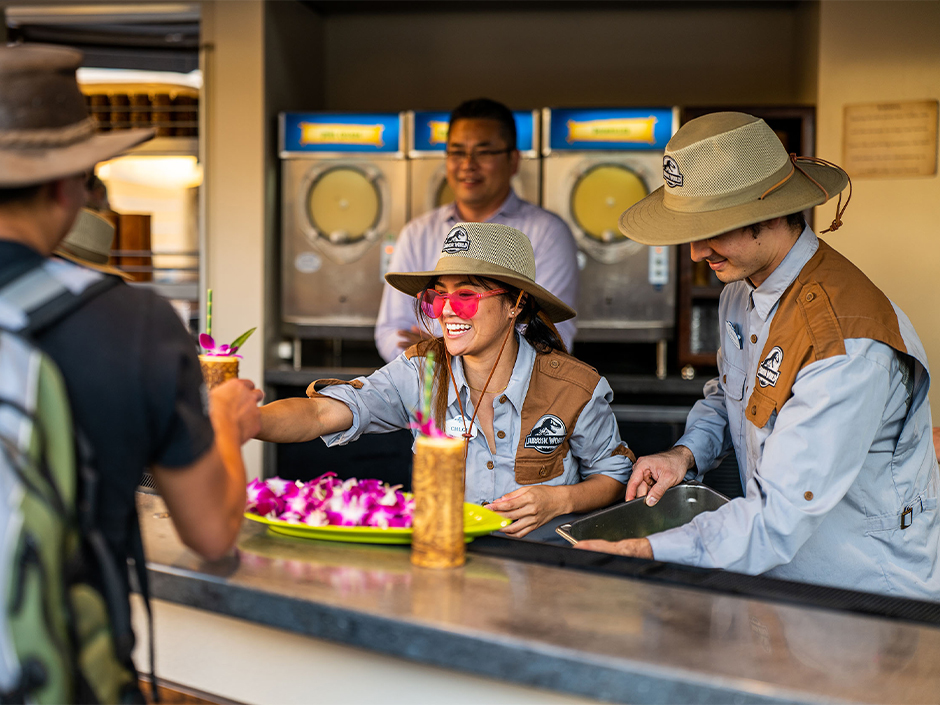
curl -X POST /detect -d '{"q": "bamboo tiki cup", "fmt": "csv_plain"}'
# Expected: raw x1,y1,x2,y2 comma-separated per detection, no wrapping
411,435,466,569
199,356,239,391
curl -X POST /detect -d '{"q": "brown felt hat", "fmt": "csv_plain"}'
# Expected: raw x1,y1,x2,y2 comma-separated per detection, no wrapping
385,222,576,323
0,44,154,187
619,112,849,246
55,208,131,280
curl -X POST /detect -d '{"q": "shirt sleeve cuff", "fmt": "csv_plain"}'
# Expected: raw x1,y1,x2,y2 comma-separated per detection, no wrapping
317,385,369,446
647,525,703,565
674,432,719,477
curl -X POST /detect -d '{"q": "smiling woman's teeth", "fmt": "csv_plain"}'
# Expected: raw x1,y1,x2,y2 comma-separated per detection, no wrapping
446,323,471,335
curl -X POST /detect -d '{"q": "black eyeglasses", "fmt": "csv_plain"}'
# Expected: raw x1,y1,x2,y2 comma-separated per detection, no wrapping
444,147,513,164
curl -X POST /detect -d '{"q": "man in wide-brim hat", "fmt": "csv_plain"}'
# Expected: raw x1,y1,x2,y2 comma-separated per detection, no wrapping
578,112,940,600
0,44,264,702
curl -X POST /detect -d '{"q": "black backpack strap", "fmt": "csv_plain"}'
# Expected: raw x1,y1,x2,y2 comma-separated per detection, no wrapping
128,510,158,703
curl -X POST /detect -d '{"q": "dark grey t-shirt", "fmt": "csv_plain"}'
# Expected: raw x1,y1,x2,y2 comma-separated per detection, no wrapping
0,242,214,563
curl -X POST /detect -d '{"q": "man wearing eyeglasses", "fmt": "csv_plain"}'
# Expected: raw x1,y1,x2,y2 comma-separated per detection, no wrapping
375,98,579,362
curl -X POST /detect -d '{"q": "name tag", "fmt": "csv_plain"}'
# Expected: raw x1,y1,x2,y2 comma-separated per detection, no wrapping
445,417,477,439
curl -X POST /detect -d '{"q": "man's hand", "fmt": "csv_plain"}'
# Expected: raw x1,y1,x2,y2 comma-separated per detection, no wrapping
575,538,653,559
397,325,431,350
209,378,264,444
486,486,564,538
626,446,695,506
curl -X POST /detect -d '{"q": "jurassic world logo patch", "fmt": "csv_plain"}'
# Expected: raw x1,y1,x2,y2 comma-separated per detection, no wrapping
757,346,784,387
663,155,684,188
524,414,566,454
442,226,470,254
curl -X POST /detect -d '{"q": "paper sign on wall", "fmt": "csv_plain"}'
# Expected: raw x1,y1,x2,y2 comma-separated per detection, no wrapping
843,100,938,178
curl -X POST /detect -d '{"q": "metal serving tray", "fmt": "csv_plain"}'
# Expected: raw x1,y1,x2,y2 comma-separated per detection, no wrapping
556,483,730,545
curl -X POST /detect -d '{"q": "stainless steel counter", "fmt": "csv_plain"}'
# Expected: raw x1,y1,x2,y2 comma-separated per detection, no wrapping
138,492,940,704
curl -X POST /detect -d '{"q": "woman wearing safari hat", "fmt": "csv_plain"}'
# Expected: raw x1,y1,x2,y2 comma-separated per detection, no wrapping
258,222,632,538
578,111,940,599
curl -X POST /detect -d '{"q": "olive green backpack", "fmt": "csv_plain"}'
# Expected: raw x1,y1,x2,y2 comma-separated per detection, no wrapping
0,259,151,704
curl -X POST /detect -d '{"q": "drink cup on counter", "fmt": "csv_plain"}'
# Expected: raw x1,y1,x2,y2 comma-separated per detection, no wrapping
411,435,466,569
199,355,239,391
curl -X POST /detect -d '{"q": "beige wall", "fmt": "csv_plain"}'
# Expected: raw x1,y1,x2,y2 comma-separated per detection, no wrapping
323,5,818,110
201,0,266,479
816,0,940,410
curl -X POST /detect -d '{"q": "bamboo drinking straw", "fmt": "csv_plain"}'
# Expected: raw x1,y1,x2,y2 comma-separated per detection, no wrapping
411,351,466,569
199,287,238,390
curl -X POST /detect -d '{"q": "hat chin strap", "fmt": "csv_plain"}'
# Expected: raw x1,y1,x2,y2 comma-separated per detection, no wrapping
758,153,853,234
444,290,524,457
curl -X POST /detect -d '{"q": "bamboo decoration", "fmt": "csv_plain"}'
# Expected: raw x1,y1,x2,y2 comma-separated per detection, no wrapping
411,435,466,569
199,356,239,390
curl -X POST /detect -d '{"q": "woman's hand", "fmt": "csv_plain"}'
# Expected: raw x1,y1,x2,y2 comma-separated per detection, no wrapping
485,486,565,538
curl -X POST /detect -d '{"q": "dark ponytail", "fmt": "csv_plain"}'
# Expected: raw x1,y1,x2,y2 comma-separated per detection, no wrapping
498,283,566,355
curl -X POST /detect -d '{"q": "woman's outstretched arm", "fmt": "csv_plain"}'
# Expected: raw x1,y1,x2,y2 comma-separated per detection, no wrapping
255,396,354,443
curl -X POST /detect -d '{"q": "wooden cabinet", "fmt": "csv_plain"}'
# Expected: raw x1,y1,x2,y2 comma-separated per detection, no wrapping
675,106,815,372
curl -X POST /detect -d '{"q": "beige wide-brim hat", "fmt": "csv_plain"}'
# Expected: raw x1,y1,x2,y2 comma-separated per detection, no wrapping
385,222,576,323
0,44,153,187
55,208,131,280
619,112,849,246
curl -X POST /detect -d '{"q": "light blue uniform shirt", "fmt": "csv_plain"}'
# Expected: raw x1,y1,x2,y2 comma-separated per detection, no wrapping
374,190,579,362
319,335,631,504
650,228,940,599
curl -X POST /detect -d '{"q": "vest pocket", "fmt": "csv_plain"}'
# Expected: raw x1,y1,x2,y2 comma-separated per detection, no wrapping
514,453,565,485
746,388,778,429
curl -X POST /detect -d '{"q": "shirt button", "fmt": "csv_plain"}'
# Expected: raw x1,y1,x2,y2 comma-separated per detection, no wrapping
499,395,507,404
750,334,758,344
804,491,814,501
549,359,559,369
538,466,548,477
722,374,727,383
806,292,815,302
497,430,505,439
486,461,494,470
750,405,757,415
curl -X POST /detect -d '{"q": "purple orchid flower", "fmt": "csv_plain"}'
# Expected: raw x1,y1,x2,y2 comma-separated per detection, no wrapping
408,411,449,439
199,333,242,358
246,474,415,529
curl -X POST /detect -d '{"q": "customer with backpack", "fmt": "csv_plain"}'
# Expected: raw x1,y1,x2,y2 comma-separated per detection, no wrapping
0,44,262,703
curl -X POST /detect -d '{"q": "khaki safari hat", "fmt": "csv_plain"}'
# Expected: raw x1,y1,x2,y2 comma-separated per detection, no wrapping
0,44,154,187
55,208,131,280
619,112,850,246
385,222,576,323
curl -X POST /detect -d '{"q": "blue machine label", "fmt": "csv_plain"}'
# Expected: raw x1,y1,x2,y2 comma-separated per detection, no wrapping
548,108,675,151
281,112,403,153
411,110,536,152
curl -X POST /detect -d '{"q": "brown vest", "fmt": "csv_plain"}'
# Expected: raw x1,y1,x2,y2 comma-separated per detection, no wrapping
746,239,907,428
513,351,603,484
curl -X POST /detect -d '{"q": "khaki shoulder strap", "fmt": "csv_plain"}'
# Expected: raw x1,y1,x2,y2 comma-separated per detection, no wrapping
306,378,364,398
746,240,906,427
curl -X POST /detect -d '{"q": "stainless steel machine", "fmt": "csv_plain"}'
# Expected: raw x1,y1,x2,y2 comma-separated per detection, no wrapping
408,109,541,219
542,107,679,344
280,112,408,338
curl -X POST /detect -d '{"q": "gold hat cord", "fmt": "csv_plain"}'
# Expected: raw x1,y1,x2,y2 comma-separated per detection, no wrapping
443,290,525,458
758,153,853,233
